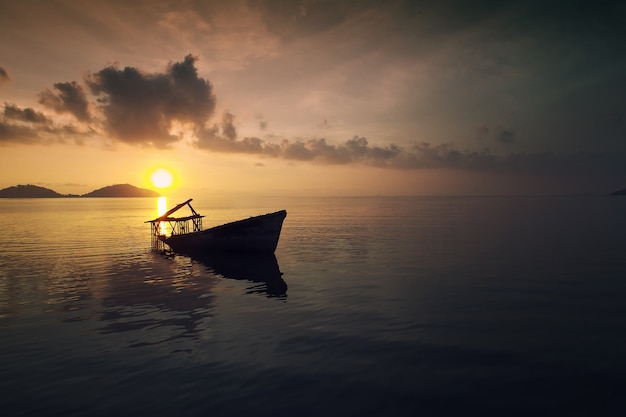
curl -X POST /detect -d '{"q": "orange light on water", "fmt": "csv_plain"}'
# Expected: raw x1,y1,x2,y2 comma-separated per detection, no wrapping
157,196,167,235
157,196,167,215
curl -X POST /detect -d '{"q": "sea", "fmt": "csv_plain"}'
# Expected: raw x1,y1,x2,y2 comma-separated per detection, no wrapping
1,195,626,416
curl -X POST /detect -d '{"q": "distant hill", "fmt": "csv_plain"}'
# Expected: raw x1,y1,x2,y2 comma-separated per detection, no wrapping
82,183,160,197
0,183,160,198
0,184,66,198
611,188,626,196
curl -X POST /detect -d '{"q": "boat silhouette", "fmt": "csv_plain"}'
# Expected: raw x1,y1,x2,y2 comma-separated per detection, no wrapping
147,199,286,254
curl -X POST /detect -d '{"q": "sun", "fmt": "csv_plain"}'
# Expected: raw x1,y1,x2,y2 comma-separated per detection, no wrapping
150,168,174,189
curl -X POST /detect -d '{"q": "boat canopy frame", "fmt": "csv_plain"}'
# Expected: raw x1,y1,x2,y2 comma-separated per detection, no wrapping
146,198,205,250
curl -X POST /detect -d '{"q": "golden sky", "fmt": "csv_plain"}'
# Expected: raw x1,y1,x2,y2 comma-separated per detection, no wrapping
1,0,625,195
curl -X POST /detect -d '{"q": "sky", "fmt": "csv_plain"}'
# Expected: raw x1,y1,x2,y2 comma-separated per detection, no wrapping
1,0,625,196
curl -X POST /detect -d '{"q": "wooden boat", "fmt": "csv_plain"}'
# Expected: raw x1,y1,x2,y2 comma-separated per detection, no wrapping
147,199,286,254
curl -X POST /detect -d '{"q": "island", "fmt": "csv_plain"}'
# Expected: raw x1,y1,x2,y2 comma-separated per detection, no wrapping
82,184,160,198
0,183,160,198
0,184,69,198
610,188,626,196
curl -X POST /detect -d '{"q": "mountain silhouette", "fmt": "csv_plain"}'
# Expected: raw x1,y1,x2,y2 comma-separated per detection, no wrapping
81,184,160,197
0,184,65,198
0,183,159,198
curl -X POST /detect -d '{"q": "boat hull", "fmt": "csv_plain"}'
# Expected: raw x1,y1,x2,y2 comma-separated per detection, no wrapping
160,210,287,254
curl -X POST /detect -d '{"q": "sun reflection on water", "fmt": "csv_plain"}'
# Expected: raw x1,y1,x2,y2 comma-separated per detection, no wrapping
157,196,167,235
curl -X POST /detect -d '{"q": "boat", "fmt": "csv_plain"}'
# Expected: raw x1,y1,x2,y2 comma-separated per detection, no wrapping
147,199,286,254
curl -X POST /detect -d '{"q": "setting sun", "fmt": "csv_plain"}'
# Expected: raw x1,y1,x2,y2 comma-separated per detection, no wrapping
150,168,174,189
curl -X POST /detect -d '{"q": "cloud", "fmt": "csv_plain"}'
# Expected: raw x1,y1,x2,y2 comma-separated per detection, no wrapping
195,127,472,168
473,125,517,145
196,112,280,155
194,121,626,177
278,136,409,166
2,48,623,180
255,114,268,130
221,111,237,140
39,81,90,122
3,103,50,124
196,114,401,163
0,103,90,145
0,122,43,145
0,67,9,85
1,56,217,148
86,54,216,148
495,129,516,144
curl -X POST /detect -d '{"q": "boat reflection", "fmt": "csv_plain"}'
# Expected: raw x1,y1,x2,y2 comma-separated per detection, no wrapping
187,251,288,298
97,251,220,349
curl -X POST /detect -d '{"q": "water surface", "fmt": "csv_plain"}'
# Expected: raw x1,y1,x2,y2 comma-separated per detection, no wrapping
2,196,626,416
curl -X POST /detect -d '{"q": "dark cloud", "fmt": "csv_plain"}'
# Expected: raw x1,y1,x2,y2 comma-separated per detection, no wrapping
196,120,400,164
0,122,41,144
473,125,517,145
282,137,349,163
86,54,216,149
255,114,268,131
194,123,626,177
400,142,495,170
280,136,406,166
0,67,9,85
39,81,90,122
0,55,219,148
197,114,279,155
221,112,237,140
3,103,50,124
495,129,515,144
195,129,464,168
0,120,75,146
0,103,90,145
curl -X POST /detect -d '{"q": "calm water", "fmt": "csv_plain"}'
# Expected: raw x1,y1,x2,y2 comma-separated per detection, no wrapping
2,195,626,416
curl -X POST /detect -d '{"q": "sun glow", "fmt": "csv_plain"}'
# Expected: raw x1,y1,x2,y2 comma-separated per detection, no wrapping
150,168,174,189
